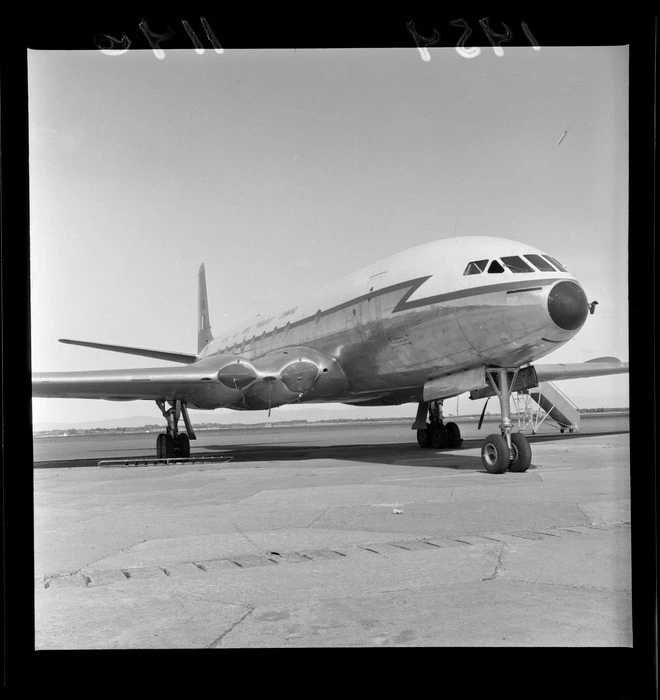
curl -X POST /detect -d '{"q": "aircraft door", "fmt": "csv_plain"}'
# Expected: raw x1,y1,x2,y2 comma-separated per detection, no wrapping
358,272,387,343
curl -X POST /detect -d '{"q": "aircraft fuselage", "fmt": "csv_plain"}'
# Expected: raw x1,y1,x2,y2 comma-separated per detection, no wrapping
196,236,588,410
33,236,590,414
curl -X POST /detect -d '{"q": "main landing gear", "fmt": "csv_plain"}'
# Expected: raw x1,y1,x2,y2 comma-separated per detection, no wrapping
155,399,196,458
480,368,532,474
414,400,463,450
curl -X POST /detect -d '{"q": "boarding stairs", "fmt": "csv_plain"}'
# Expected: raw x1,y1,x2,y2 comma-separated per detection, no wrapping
513,380,580,434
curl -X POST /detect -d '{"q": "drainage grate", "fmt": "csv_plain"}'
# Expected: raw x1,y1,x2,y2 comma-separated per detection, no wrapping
98,456,233,467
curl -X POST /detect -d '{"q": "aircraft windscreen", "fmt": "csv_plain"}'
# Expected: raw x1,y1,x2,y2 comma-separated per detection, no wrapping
543,255,568,272
487,260,505,273
501,255,534,273
463,259,489,275
524,254,556,272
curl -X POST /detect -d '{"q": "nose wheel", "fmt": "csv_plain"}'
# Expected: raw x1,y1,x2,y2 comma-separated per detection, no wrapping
508,432,532,472
480,368,532,473
481,434,510,474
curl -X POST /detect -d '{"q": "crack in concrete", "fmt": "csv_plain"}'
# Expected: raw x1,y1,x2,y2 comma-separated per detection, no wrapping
482,544,507,581
305,507,330,529
575,503,595,526
44,537,154,580
510,577,632,593
43,568,92,588
207,607,255,648
39,524,625,589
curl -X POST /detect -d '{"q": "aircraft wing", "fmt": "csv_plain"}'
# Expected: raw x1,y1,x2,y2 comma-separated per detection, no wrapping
31,358,238,409
533,357,629,383
31,345,350,411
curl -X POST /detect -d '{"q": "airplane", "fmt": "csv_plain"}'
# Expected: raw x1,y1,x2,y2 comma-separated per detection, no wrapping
32,236,629,474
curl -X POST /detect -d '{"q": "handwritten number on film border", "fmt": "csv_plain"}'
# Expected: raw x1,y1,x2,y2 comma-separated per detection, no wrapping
95,17,538,61
407,18,540,61
405,20,442,63
478,18,513,58
95,17,224,58
449,19,480,59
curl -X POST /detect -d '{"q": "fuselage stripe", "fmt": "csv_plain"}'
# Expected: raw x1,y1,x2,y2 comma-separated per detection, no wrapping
392,278,560,312
215,276,563,353
505,287,543,294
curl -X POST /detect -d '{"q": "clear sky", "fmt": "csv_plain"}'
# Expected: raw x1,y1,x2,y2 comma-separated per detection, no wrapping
28,45,629,426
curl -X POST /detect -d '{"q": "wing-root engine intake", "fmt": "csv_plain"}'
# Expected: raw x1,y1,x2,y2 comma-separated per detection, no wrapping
217,346,349,411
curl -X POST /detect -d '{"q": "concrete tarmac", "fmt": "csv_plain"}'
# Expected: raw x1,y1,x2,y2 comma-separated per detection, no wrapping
32,413,629,465
34,419,631,648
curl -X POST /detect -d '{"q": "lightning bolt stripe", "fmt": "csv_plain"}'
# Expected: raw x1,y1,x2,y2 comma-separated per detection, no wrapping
391,277,561,313
215,276,562,353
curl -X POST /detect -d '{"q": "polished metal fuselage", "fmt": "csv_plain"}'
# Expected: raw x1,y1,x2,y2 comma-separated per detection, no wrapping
200,237,582,409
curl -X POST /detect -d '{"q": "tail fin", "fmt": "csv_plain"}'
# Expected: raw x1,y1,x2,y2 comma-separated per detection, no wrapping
198,264,213,353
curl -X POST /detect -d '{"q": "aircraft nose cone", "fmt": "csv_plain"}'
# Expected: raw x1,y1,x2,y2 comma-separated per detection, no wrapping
547,281,589,330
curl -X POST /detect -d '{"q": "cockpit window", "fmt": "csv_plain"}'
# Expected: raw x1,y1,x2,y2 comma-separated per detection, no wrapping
524,254,556,272
463,259,489,275
543,255,567,272
500,255,534,273
487,259,505,274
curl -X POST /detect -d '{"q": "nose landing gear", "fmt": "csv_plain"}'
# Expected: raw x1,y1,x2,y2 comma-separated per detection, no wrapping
480,368,532,474
155,399,196,458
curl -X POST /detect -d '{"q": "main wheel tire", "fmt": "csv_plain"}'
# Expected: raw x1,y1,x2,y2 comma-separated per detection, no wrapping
481,434,510,474
508,432,532,472
163,433,175,458
156,433,167,458
445,422,462,448
430,423,448,449
177,434,190,458
417,426,431,448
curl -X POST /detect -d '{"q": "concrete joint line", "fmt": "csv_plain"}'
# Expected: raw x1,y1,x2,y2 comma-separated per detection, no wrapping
305,507,330,529
207,607,255,648
511,578,626,593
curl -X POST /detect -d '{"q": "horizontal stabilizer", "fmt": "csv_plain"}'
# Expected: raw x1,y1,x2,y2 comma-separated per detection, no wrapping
59,338,198,364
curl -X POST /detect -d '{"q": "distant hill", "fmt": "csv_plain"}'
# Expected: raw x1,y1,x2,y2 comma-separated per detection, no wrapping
32,406,415,431
33,416,166,431
33,404,628,433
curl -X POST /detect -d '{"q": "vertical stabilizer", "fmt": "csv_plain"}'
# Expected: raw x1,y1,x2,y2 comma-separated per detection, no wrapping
198,264,213,353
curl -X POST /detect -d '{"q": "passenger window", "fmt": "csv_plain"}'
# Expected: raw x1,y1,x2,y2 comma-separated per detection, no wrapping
524,254,556,272
463,259,488,275
487,260,505,273
501,255,534,273
543,255,567,272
